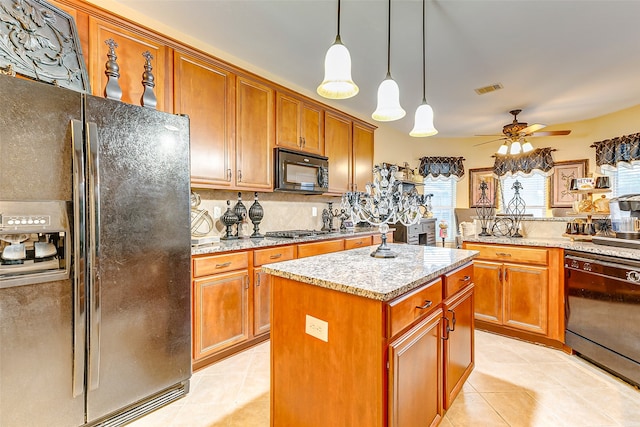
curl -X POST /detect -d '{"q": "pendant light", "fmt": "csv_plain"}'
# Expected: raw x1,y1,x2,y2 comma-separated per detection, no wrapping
510,139,522,155
372,0,405,122
410,0,438,137
317,0,359,99
497,141,509,156
521,138,534,153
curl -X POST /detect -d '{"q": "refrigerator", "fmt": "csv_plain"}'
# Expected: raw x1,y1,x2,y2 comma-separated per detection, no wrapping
0,74,192,426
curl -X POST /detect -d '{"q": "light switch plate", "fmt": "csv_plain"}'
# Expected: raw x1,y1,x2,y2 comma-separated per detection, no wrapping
305,314,328,342
312,207,317,217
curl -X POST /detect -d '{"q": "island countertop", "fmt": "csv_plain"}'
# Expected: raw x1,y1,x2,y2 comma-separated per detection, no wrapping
262,243,478,302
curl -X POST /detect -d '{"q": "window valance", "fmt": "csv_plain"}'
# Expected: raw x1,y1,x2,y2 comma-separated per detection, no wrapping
590,132,640,171
492,148,555,178
418,156,465,181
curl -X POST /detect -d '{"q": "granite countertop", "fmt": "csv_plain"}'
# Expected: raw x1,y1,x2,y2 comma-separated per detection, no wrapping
191,227,385,256
463,236,640,261
261,244,478,302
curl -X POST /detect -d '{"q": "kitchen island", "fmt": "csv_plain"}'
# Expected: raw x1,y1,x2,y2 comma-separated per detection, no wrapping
262,244,478,427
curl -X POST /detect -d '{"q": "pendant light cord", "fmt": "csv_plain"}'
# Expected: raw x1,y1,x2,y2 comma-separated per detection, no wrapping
422,0,426,103
337,0,341,37
386,0,391,76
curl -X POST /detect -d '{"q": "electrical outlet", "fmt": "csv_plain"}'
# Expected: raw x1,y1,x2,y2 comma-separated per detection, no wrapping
305,315,328,342
213,206,222,219
312,207,318,217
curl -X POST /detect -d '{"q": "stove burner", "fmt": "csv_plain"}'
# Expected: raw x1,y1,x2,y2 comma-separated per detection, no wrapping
265,230,329,239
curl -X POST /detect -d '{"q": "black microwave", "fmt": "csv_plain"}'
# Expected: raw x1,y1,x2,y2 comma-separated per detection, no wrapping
274,148,329,194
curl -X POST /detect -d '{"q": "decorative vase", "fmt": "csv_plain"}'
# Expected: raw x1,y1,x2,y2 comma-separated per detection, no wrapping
220,200,239,240
475,180,495,236
248,192,264,239
233,192,248,238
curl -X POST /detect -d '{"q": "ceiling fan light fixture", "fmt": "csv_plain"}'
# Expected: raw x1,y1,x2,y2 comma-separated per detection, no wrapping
410,102,437,137
373,74,406,121
317,0,358,100
497,142,509,156
510,140,522,155
522,140,534,153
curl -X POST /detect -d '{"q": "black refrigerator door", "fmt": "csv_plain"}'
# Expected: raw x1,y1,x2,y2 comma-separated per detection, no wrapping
83,95,192,422
0,75,85,426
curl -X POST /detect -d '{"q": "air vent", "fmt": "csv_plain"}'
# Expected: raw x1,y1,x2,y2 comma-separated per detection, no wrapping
475,83,503,95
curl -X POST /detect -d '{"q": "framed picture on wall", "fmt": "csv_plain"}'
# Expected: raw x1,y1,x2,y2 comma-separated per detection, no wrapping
469,167,497,207
549,159,589,208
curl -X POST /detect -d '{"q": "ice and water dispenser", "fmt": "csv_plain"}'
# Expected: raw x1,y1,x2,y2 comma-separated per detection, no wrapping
0,201,70,287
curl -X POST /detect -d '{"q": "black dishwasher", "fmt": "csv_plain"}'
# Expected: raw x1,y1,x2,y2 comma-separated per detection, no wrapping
565,250,640,387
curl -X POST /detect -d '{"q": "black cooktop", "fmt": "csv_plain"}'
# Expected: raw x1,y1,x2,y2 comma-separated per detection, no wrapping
265,230,329,239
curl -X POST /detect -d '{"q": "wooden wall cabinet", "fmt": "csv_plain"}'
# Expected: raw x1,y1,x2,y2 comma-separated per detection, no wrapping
324,111,375,194
88,17,169,110
235,76,275,190
463,243,564,344
276,92,324,155
174,51,236,187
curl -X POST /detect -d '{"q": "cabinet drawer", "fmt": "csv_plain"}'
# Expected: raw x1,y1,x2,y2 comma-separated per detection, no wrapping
297,239,344,258
254,246,295,267
443,263,474,298
465,244,548,265
193,252,249,277
344,236,372,250
387,278,442,338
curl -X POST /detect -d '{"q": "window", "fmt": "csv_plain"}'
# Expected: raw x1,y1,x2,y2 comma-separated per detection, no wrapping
603,164,640,197
499,174,548,217
423,177,457,241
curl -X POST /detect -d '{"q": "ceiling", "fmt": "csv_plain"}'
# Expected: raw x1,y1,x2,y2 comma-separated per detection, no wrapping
114,0,640,139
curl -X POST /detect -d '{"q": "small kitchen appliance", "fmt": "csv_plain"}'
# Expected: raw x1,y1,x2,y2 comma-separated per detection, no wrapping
592,194,640,249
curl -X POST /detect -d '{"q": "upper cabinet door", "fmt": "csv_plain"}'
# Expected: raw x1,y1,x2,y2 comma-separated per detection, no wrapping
275,92,324,156
89,17,168,111
236,76,274,190
174,52,236,188
300,102,324,155
353,122,374,192
324,111,352,194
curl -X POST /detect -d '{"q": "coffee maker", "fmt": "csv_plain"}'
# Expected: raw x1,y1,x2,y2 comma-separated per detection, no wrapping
593,194,640,248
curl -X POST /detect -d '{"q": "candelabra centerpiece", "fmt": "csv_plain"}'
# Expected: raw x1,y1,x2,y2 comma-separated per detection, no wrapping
475,180,495,237
341,163,429,258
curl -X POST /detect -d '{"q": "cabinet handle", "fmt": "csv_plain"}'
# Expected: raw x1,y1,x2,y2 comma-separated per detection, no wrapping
215,262,231,268
498,268,502,282
495,252,511,257
448,309,457,332
302,137,306,147
227,169,232,182
245,276,249,290
256,274,261,287
237,170,242,182
415,300,432,310
459,275,471,282
299,136,303,147
441,317,450,341
504,269,508,282
269,253,283,259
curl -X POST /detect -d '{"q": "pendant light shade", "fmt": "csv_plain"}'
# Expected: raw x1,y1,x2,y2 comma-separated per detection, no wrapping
410,0,437,137
372,0,405,122
410,101,437,137
372,73,406,121
317,1,359,99
510,139,522,155
521,139,534,153
497,142,509,156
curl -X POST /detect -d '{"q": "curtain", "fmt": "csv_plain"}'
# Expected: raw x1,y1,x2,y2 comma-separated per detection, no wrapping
418,156,465,181
492,147,555,178
591,132,640,171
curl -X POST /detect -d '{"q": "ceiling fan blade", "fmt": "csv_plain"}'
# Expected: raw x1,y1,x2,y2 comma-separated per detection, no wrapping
530,130,572,137
473,137,507,147
520,123,546,135
474,134,505,137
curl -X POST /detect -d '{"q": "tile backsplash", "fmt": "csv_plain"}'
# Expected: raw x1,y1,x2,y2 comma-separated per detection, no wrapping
191,189,344,237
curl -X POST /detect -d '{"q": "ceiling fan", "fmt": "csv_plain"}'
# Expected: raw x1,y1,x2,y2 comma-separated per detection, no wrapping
474,109,571,155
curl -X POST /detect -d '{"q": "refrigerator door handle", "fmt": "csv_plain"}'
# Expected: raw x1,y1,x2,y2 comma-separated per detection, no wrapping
87,121,102,391
71,120,86,398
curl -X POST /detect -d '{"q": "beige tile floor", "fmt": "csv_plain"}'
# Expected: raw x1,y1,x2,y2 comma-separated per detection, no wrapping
129,330,640,427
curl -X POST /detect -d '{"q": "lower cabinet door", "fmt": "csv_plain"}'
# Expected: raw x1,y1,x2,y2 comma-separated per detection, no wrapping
193,270,249,360
503,263,549,334
253,269,271,336
473,260,503,324
443,284,475,409
388,309,443,427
